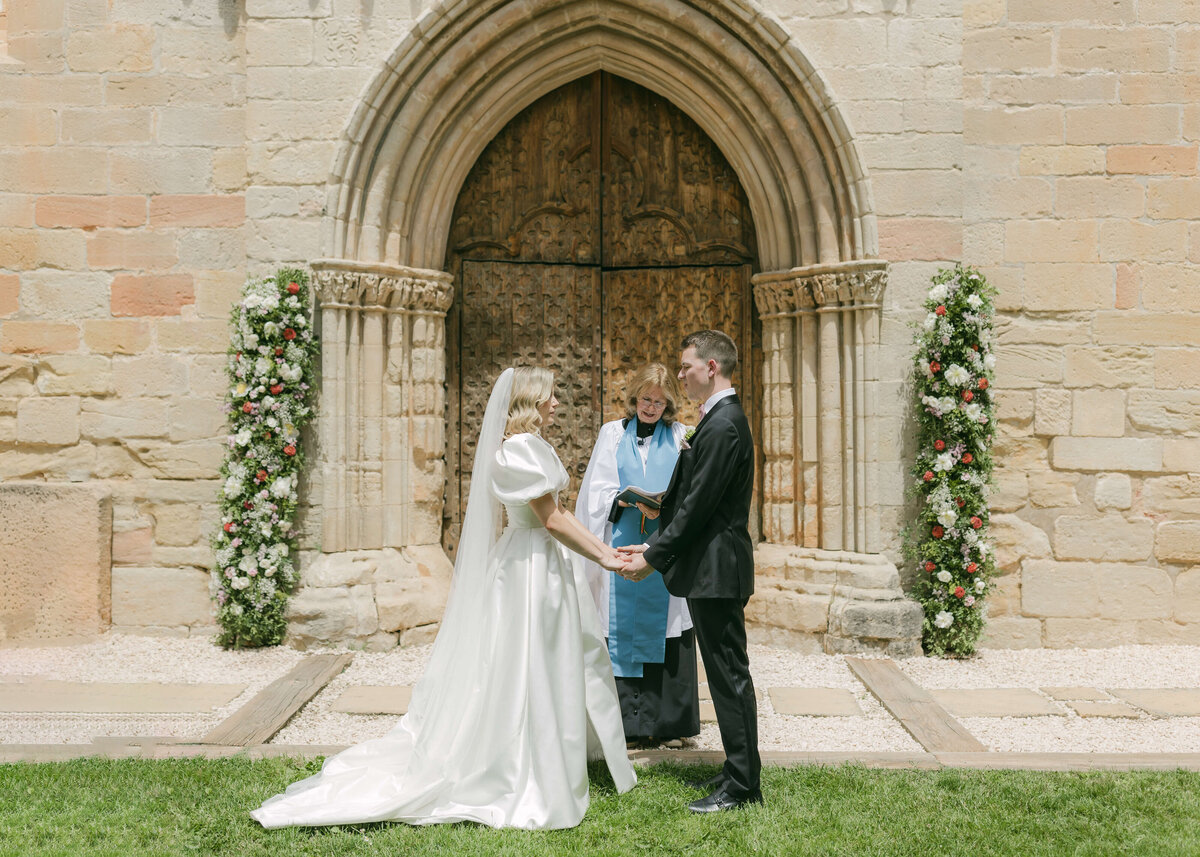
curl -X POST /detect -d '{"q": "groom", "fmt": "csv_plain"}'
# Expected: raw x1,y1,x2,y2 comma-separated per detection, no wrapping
619,329,761,813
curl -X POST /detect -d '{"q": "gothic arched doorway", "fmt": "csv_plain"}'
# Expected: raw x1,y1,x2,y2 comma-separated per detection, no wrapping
442,72,761,555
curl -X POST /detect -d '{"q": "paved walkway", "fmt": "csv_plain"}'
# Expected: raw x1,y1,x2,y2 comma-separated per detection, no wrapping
3,639,1200,771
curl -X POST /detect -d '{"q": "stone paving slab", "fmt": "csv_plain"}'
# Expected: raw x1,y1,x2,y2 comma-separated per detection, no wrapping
332,685,413,715
1041,686,1110,701
769,687,862,717
1109,689,1200,716
0,681,246,713
931,688,1062,718
1068,701,1141,719
937,752,1200,772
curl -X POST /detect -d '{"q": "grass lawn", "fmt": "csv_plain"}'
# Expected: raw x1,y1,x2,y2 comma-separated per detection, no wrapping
1,757,1197,856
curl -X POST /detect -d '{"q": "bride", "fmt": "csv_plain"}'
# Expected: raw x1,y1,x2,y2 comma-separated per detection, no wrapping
251,367,637,830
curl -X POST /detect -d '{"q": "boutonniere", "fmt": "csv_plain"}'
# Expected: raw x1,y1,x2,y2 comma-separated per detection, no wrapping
681,428,695,449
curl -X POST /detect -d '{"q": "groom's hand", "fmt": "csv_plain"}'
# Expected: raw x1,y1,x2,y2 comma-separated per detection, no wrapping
620,553,654,582
616,544,646,556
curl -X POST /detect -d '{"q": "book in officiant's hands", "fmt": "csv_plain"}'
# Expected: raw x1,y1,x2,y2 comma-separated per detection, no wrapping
615,486,666,510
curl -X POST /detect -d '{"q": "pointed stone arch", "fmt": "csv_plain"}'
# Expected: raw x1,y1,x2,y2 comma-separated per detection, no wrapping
304,0,921,654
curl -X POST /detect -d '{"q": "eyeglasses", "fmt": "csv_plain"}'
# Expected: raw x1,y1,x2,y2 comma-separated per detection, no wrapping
638,396,667,410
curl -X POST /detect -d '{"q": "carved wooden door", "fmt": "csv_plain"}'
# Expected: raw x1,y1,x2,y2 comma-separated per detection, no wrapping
445,73,759,556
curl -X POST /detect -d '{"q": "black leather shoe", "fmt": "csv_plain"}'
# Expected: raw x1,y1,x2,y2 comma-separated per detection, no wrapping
688,784,764,813
685,772,726,791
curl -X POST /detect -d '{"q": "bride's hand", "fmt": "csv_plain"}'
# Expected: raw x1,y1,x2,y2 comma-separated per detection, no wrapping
599,550,625,573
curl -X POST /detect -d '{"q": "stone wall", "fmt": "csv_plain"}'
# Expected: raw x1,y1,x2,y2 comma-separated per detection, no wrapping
0,0,1197,647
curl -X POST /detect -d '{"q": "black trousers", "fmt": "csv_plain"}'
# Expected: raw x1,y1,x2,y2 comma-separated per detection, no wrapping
688,597,761,794
614,629,701,740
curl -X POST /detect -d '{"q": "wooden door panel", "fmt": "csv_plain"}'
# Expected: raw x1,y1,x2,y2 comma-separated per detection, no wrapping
445,260,601,555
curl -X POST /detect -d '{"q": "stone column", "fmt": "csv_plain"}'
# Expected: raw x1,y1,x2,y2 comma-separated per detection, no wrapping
750,261,920,655
287,259,455,650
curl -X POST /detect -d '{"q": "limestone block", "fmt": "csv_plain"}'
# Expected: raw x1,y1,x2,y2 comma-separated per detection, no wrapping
964,106,1062,146
81,398,168,440
376,577,447,633
995,345,1062,389
1144,475,1200,514
149,195,246,228
1028,470,1080,508
152,503,202,547
111,356,188,399
1053,514,1153,561
194,271,244,320
1095,473,1133,510
1156,521,1200,563
1128,390,1200,434
989,74,1117,107
17,395,81,445
82,320,151,355
0,230,89,272
1095,314,1197,348
61,108,153,145
0,483,112,644
990,514,1051,572
169,399,227,442
991,468,1029,512
300,550,377,587
1096,564,1173,620
1107,145,1198,175
112,527,154,564
124,439,224,479
1033,388,1071,436
186,355,229,399
67,25,155,73
110,149,215,195
1043,618,1139,648
1004,220,1098,263
830,598,923,641
1021,559,1099,617
1176,568,1200,623
285,584,378,646
0,274,18,317
1099,221,1188,262
1020,145,1106,176
246,19,315,67
35,196,146,229
154,319,230,353
1071,389,1125,438
1064,346,1153,389
1155,351,1200,391
1051,436,1162,472
1133,620,1200,645
980,616,1043,649
1007,0,1135,24
111,566,212,628
877,217,962,262
110,274,196,317
34,355,112,397
87,230,178,272
757,589,830,634
962,28,1052,72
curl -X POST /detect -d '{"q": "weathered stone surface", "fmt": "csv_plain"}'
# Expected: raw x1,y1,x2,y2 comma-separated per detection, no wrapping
1022,560,1099,617
1029,470,1080,508
0,483,112,644
768,687,862,717
831,599,924,641
111,567,212,629
990,514,1051,572
1043,618,1140,648
980,616,1043,649
331,685,412,715
1110,688,1200,717
1145,475,1200,515
1068,701,1140,718
1156,521,1200,563
285,585,378,647
16,395,81,445
35,355,113,396
152,503,203,547
1096,564,1173,620
1041,687,1110,701
1052,515,1153,562
1177,569,1200,624
1051,437,1163,472
931,688,1062,717
1094,473,1133,510
1128,391,1200,434
0,681,244,713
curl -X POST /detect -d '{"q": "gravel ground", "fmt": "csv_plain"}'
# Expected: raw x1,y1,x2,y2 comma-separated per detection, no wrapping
3,634,1199,753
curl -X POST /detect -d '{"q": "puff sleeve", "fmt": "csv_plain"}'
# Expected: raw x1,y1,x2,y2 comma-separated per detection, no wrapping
490,433,569,505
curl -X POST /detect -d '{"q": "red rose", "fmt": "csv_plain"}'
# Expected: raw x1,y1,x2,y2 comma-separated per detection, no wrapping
923,471,934,482
932,525,944,539
284,445,297,457
275,347,284,356
972,344,979,351
970,516,983,529
962,453,974,464
222,522,235,533
924,561,936,572
264,431,272,439
256,469,268,482
956,497,966,508
242,401,254,413
270,384,283,395
962,390,974,402
935,305,947,316
283,328,296,340
243,501,253,510
287,282,300,294
967,563,978,574
930,361,941,373
934,439,946,451
235,352,242,361
978,378,989,390
954,586,965,599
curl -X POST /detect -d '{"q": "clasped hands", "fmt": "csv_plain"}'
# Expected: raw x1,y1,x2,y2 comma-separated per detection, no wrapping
601,544,653,582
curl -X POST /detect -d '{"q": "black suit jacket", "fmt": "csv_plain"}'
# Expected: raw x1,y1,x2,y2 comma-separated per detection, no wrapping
643,393,755,600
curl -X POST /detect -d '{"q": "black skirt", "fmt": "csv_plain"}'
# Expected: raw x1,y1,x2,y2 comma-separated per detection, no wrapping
613,628,701,740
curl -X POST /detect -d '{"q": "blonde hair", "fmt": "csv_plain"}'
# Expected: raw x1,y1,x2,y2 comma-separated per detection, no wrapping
505,367,555,437
624,363,682,425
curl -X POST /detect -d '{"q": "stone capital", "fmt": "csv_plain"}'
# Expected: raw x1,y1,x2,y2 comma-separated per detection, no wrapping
311,259,454,314
753,260,889,315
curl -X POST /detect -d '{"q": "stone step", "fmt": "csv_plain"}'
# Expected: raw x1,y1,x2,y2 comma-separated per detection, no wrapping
930,688,1063,718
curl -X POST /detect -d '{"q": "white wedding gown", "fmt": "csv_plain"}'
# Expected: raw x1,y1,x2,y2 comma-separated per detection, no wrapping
251,432,636,830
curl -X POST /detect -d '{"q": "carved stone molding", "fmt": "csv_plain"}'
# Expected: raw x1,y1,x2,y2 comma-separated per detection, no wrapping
311,259,454,313
753,260,889,315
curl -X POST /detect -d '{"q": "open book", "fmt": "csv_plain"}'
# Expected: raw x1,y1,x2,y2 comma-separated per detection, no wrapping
616,486,666,510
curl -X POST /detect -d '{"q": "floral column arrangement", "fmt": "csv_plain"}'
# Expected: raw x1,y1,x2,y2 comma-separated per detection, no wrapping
211,269,317,648
906,265,997,657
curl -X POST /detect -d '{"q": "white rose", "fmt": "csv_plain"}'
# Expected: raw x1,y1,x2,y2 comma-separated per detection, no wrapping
929,283,948,303
244,333,259,350
223,476,242,497
239,555,257,573
944,364,971,387
231,576,251,590
937,509,958,528
280,364,302,382
967,293,983,309
962,402,983,422
263,322,278,337
975,579,986,592
255,357,272,375
936,570,952,583
234,429,252,447
270,476,293,499
984,353,997,371
934,611,954,629
923,313,937,331
934,452,955,472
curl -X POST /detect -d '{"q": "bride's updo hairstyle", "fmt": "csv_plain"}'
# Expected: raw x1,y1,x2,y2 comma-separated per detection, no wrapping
505,367,554,437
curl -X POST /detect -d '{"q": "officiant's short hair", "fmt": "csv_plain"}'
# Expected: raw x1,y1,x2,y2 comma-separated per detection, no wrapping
624,363,681,425
682,329,738,378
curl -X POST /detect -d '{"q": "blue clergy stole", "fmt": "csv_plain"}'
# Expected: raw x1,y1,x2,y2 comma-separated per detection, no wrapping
608,419,678,678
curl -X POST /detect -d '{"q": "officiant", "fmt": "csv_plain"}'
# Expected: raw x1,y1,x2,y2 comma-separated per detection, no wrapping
577,363,700,748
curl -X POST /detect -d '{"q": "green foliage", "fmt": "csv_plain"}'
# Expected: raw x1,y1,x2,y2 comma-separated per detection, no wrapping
210,269,318,648
904,265,997,657
3,758,1200,856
